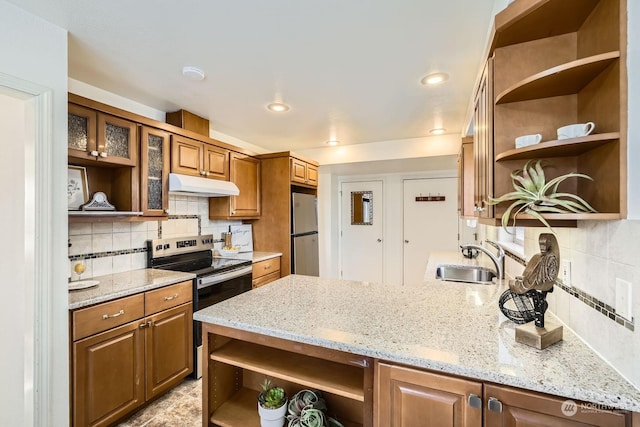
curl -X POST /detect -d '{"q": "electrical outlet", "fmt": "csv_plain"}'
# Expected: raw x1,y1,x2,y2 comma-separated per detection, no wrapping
616,278,633,321
561,260,572,287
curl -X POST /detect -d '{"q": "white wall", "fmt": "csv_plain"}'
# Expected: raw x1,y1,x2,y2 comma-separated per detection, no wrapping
0,1,68,425
318,156,458,284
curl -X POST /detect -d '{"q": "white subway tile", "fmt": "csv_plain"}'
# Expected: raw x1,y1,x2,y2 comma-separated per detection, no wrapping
130,222,147,233
147,221,159,232
131,231,148,248
69,235,92,256
112,254,132,274
92,233,113,253
112,222,131,233
131,252,147,270
188,200,200,215
175,200,188,215
92,257,113,277
69,223,92,236
608,220,640,268
92,222,113,234
112,232,132,251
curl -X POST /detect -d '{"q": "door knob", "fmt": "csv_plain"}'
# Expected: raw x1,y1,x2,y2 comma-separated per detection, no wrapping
377,238,382,242
404,240,409,243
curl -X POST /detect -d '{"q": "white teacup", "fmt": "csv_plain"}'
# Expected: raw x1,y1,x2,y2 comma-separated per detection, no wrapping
515,134,542,149
557,122,595,139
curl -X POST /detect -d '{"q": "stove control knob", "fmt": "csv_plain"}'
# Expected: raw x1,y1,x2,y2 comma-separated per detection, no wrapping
163,244,170,249
155,244,163,251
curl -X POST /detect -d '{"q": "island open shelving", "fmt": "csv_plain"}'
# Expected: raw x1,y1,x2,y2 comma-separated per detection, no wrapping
202,324,373,427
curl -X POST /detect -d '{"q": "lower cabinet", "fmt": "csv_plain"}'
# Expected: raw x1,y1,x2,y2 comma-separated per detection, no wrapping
252,256,281,288
71,281,193,427
375,362,482,427
375,362,631,427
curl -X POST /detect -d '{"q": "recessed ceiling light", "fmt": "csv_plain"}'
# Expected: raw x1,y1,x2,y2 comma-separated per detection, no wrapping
326,140,339,146
267,102,290,112
421,72,449,86
430,128,447,135
182,66,205,81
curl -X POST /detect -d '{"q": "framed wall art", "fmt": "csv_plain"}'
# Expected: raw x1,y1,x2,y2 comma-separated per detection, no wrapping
67,165,89,210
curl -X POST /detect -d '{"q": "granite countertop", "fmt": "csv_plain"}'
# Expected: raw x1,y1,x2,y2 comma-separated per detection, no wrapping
68,269,195,310
219,251,283,263
194,251,640,412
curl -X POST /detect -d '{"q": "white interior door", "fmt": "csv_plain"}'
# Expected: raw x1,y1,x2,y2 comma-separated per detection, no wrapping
340,181,383,283
403,178,458,285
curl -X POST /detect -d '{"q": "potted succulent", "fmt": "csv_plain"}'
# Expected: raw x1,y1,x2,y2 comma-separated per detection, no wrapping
487,160,596,233
258,379,288,427
286,389,344,427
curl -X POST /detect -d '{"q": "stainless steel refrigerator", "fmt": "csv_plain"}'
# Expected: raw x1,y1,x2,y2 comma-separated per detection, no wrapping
291,192,319,276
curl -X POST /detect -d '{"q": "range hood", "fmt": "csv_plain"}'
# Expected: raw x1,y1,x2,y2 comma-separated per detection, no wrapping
168,173,239,197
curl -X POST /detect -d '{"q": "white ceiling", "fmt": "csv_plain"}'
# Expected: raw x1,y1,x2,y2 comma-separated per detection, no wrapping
7,0,495,151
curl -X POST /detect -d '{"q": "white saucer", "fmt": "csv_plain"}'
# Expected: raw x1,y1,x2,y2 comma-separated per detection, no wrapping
69,280,100,291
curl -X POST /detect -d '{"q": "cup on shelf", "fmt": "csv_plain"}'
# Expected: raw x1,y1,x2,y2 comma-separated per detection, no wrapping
557,122,595,140
515,134,542,149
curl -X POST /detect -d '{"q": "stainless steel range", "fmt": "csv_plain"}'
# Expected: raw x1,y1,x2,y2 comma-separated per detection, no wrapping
147,234,252,378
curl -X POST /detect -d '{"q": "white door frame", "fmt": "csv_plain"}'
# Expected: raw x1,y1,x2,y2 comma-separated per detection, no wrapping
338,179,385,282
0,72,56,425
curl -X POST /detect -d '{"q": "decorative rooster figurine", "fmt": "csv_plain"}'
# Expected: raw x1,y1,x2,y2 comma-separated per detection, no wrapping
511,233,559,328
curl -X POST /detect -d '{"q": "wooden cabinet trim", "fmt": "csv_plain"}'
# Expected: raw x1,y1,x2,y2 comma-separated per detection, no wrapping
252,257,281,280
72,293,145,341
252,270,281,288
144,280,193,316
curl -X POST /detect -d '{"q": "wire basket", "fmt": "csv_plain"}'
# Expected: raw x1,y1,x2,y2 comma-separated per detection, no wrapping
499,289,536,324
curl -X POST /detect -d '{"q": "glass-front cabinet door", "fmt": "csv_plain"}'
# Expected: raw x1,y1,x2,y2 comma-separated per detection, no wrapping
68,103,138,166
140,126,170,216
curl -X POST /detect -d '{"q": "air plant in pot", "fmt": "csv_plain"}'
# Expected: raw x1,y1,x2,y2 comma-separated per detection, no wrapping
487,160,596,233
258,378,288,427
286,389,344,427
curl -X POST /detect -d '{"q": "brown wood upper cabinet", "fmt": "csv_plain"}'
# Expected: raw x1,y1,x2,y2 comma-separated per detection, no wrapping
477,0,627,225
140,126,170,216
68,103,138,167
209,153,261,219
290,157,318,187
170,134,229,180
458,137,475,219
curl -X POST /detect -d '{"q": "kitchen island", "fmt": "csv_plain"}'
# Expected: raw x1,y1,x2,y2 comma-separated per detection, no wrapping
194,255,640,426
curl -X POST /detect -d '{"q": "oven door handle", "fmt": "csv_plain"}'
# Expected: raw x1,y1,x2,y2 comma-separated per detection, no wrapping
197,265,253,289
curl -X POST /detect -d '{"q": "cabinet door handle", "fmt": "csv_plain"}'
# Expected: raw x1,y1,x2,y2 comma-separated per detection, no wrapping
467,394,482,409
404,239,409,243
377,238,382,243
139,320,154,329
90,150,99,157
487,397,503,413
102,309,124,320
164,209,170,214
99,151,108,158
163,293,178,301
205,171,210,177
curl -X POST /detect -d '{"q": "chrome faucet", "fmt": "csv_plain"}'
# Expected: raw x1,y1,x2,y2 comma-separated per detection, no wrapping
460,239,505,279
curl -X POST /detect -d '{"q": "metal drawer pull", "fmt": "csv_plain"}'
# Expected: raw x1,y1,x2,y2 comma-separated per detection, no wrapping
163,293,179,301
102,309,124,320
139,321,154,329
468,394,482,409
488,397,503,413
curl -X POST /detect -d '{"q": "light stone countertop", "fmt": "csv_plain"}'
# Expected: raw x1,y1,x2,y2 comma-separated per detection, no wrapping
194,251,640,412
68,269,195,310
231,251,283,263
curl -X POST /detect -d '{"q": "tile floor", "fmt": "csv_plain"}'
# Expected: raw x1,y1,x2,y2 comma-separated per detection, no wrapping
116,378,202,426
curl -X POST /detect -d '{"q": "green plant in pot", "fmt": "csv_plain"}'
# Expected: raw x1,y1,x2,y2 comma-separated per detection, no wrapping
487,160,596,233
258,378,288,427
286,389,344,427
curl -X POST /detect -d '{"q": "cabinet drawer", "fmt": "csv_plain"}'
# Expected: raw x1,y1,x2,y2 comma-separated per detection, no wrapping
252,271,281,288
252,257,281,279
72,294,145,341
145,281,193,315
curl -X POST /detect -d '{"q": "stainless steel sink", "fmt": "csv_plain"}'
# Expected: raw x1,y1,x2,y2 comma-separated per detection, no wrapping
435,264,497,284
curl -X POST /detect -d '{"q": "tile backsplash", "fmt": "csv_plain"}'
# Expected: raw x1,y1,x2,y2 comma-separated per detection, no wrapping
474,220,640,389
68,195,241,279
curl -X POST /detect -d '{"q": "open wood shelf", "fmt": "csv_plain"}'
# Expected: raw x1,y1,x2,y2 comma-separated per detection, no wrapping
210,387,362,427
495,51,620,104
490,0,599,54
510,212,622,221
495,132,620,161
211,340,365,401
